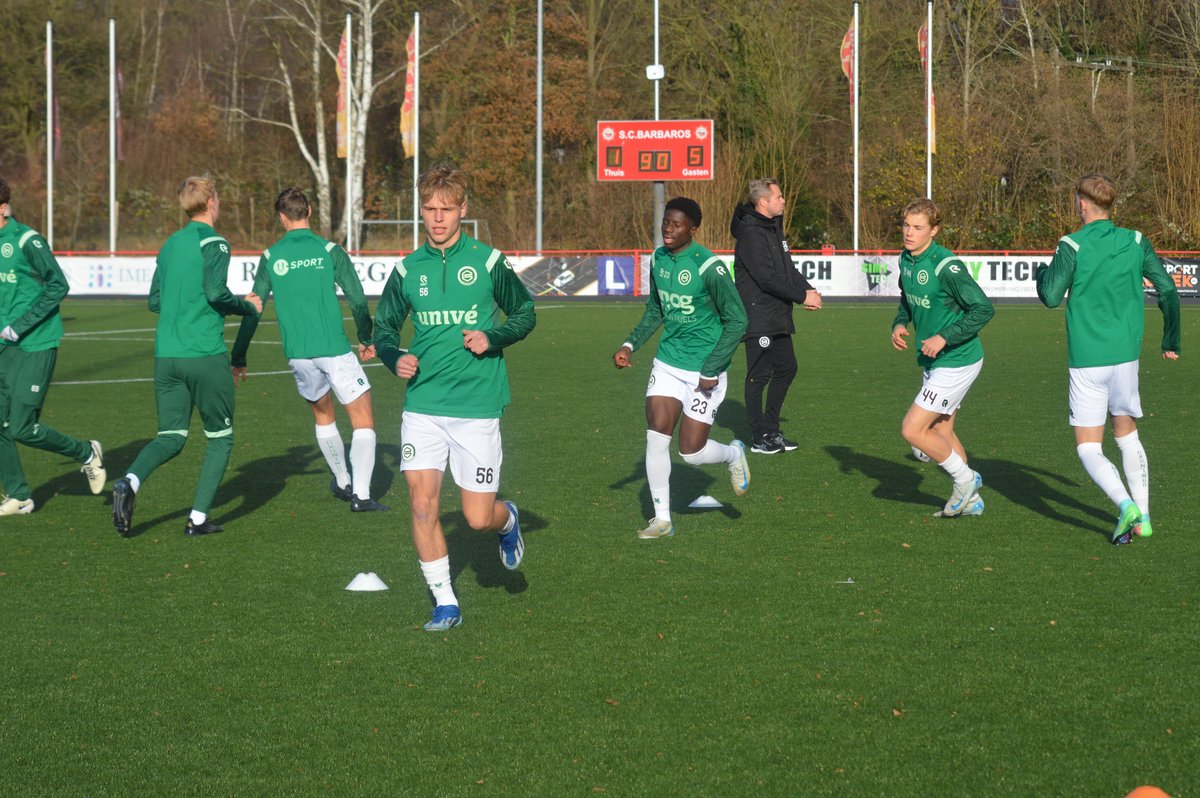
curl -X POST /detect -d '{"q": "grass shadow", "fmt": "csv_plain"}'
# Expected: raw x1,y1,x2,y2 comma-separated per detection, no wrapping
444,502,547,596
824,444,943,507
32,439,153,511
610,456,744,523
970,457,1111,536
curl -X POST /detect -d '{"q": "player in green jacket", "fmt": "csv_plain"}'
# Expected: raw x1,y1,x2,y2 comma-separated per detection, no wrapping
231,188,384,512
612,197,751,541
0,178,106,515
112,176,261,537
890,198,994,518
1036,173,1181,544
374,164,536,632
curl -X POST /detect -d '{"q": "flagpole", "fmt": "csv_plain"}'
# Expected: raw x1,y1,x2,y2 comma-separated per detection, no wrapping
535,0,543,252
926,0,934,200
412,11,420,252
345,14,353,252
852,0,860,253
45,21,53,248
109,18,116,254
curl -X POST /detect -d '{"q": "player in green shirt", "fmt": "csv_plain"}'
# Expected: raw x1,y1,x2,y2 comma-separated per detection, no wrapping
890,198,994,518
112,176,261,537
1036,174,1181,544
613,197,751,540
0,178,106,515
374,164,536,632
231,188,385,512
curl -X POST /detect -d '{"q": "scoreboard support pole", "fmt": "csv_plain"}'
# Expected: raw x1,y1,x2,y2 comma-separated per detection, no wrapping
653,182,665,249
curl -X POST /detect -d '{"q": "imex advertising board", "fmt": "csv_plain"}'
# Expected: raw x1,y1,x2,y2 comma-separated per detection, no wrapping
596,120,715,182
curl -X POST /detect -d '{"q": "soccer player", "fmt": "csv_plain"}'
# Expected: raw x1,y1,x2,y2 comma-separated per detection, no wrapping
890,198,994,517
373,164,536,632
111,176,262,537
0,178,106,514
613,197,751,540
1036,174,1180,544
230,188,385,512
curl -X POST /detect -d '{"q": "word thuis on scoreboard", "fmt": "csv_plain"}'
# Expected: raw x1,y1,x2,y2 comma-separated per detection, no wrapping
596,120,714,182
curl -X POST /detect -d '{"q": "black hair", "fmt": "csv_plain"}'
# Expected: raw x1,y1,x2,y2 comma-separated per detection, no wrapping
275,187,311,221
0,178,11,206
665,196,702,227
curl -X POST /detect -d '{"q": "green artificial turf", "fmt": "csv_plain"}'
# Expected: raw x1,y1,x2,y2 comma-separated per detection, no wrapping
1,299,1196,797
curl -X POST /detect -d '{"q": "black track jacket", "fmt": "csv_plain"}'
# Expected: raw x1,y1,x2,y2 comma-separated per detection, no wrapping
730,202,813,340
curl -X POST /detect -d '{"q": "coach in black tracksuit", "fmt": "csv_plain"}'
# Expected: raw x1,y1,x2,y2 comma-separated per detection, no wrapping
730,178,822,454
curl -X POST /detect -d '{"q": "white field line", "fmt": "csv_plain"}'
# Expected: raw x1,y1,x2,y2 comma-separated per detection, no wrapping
56,362,385,387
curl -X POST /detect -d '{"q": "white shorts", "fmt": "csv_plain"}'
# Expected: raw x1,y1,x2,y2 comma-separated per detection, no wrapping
400,411,503,493
290,352,370,405
646,358,727,425
1068,361,1142,427
912,359,983,415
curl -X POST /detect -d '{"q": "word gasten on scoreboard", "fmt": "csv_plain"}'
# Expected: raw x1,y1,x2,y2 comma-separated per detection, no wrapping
596,120,715,182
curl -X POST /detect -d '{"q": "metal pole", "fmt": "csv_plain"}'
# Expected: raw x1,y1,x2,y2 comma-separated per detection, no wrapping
926,0,933,200
852,1,859,252
345,14,353,251
45,21,53,247
109,18,117,254
535,0,543,252
651,0,664,249
412,12,420,251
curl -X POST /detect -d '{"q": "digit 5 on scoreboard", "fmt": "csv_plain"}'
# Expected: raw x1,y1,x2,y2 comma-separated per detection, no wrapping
596,120,714,182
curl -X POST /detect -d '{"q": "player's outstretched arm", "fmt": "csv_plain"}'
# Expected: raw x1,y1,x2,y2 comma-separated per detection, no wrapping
1036,238,1076,308
201,239,257,317
621,273,666,360
230,256,272,369
698,261,748,378
479,254,535,351
10,233,69,336
1139,234,1182,356
332,244,374,347
613,344,633,369
937,261,994,346
373,267,412,377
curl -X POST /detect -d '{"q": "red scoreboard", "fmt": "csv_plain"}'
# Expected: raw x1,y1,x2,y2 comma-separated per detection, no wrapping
596,120,714,182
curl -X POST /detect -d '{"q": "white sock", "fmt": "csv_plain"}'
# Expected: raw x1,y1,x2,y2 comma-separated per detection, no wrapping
316,423,350,489
349,428,376,500
937,451,974,484
1115,431,1149,517
125,473,141,493
420,556,458,607
646,430,672,522
189,510,206,525
680,439,738,466
500,503,516,534
1077,442,1132,508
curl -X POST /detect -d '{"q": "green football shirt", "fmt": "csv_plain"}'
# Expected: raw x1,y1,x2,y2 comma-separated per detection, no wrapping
892,240,994,370
622,241,748,377
231,227,372,364
374,233,536,419
151,221,257,359
1036,219,1180,367
0,218,66,353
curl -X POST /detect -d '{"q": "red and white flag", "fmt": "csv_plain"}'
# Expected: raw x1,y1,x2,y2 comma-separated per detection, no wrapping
919,23,937,153
840,18,856,106
399,28,416,158
336,24,349,158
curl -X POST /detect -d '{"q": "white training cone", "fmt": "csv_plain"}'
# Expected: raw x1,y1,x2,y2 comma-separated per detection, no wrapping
688,495,724,509
345,572,389,591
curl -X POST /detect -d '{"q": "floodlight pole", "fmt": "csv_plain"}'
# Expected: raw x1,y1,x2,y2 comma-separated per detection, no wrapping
346,14,354,252
109,18,117,254
852,1,860,253
650,0,664,249
926,0,934,200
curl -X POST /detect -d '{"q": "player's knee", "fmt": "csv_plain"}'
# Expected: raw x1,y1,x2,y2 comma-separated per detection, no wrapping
11,418,40,445
900,420,922,446
464,509,493,532
157,433,188,457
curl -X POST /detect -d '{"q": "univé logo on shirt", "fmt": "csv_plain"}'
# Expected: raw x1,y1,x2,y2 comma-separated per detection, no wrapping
0,270,16,284
415,305,481,326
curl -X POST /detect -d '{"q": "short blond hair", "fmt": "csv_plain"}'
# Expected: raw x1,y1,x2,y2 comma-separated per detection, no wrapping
1076,173,1116,211
179,176,217,217
901,198,941,228
418,163,467,206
